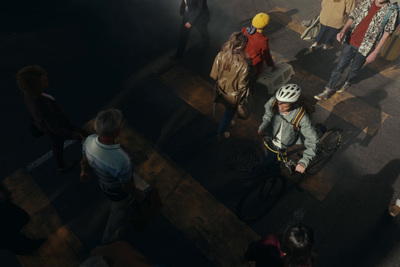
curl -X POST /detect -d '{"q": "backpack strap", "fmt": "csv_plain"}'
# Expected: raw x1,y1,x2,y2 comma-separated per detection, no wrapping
292,106,306,131
271,99,277,112
270,99,306,131
379,3,399,40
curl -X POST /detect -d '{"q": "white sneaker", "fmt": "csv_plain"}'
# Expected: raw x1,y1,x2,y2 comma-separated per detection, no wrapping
314,88,332,101
337,82,351,93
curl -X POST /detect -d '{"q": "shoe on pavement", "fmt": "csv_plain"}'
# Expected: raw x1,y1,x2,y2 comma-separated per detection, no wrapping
389,202,400,217
309,42,317,51
322,44,329,50
230,120,235,127
314,88,332,101
337,82,351,93
58,162,76,173
217,132,230,141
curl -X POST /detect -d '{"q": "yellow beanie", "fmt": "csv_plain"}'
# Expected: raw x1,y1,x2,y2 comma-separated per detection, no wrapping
252,13,270,29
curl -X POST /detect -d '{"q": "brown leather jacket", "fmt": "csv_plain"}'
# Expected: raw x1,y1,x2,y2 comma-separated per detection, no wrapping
210,51,251,108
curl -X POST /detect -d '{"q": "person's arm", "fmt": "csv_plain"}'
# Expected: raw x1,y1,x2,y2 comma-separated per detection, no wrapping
258,98,275,136
121,178,146,202
345,0,356,15
187,0,207,26
210,53,220,80
297,114,319,172
237,62,251,93
262,40,276,69
337,18,354,42
366,31,391,63
80,156,91,183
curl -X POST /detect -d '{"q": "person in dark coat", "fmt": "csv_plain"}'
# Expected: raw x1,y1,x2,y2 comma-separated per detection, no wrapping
16,65,87,172
175,0,210,57
0,184,45,254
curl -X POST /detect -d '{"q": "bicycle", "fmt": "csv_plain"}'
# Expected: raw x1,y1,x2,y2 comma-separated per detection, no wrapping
236,124,342,222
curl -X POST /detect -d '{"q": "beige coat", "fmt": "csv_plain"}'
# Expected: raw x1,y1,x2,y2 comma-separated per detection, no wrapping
210,52,251,107
320,0,356,29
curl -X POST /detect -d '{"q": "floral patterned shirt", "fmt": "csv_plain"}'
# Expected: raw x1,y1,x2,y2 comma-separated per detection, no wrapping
346,0,398,56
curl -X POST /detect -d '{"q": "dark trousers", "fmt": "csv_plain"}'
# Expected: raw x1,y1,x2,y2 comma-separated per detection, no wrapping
177,19,210,56
315,24,340,46
217,107,236,135
49,133,66,168
326,43,367,89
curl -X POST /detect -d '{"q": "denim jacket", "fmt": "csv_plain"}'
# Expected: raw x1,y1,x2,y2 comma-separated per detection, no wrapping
259,97,319,168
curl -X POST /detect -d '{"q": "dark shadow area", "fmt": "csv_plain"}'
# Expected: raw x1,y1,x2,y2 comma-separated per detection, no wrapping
315,159,400,266
322,89,387,152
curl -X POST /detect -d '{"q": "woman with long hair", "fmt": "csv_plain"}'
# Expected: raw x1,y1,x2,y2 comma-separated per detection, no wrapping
210,31,251,139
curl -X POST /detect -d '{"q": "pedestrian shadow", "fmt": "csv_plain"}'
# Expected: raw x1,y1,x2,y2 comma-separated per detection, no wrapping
314,159,400,266
335,159,400,266
321,88,387,151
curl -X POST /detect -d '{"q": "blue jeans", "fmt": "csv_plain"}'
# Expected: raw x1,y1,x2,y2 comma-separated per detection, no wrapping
217,107,236,135
264,146,279,174
315,24,340,46
326,44,367,90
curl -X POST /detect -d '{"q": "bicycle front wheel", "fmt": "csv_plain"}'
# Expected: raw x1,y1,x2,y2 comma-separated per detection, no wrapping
236,175,285,222
307,128,342,174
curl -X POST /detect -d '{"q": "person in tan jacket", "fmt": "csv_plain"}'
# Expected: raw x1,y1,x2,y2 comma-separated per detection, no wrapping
210,32,251,139
310,0,355,51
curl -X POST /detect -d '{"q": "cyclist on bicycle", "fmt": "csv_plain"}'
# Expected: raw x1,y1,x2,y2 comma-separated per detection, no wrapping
258,84,319,174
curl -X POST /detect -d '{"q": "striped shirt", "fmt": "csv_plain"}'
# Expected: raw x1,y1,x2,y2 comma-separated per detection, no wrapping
83,134,132,201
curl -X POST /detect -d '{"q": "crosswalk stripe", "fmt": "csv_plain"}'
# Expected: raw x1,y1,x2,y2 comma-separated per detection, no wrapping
91,121,261,266
3,169,83,266
160,65,338,200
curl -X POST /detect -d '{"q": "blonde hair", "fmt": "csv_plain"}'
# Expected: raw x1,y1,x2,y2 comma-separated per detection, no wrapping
220,32,248,71
16,65,47,97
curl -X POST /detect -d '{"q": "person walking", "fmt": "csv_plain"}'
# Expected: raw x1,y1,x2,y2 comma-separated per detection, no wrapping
175,0,210,58
17,65,87,172
314,0,399,100
245,224,315,266
210,32,251,140
309,0,356,51
242,12,276,77
80,109,151,244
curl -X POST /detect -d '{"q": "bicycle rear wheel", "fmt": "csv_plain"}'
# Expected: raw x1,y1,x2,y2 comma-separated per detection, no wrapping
307,128,342,174
236,175,285,222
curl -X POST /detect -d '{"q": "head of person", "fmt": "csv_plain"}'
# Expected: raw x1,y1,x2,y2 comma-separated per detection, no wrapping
275,84,301,113
16,65,49,97
94,109,123,138
252,13,270,33
221,32,248,70
280,224,313,265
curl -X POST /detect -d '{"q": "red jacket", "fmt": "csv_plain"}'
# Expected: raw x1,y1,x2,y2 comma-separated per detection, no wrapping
242,27,275,76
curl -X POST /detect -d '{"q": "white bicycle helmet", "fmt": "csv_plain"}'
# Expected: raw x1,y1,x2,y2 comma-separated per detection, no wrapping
275,84,301,103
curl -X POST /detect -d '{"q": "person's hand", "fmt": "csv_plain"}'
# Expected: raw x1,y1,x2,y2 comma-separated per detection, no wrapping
80,170,91,183
295,163,306,174
71,131,83,141
185,22,192,29
337,31,345,42
365,51,378,64
258,129,267,137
